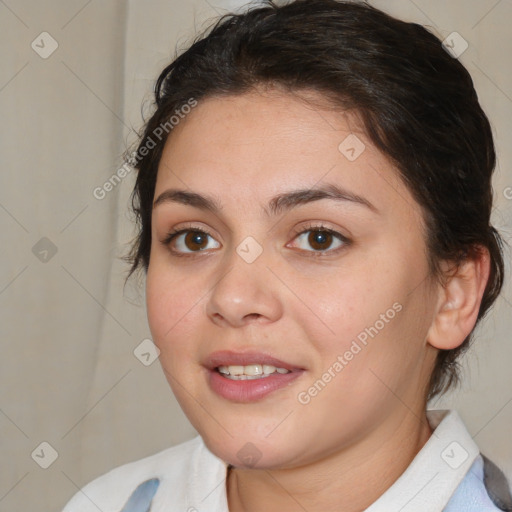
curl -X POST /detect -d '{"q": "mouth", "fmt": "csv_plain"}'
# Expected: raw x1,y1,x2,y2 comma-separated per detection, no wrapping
204,350,305,402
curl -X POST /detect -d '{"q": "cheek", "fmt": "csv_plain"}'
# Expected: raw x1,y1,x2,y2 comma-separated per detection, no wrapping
145,261,202,351
296,249,429,377
294,265,395,351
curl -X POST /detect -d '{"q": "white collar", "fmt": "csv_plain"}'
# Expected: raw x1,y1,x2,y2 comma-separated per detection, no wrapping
365,409,479,511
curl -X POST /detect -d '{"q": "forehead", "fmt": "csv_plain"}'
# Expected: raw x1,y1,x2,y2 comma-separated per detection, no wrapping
154,89,420,222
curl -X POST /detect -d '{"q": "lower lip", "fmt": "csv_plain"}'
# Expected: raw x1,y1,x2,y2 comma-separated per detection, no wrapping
207,368,304,403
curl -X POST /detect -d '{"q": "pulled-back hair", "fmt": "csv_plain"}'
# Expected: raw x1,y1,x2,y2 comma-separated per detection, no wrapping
123,0,505,399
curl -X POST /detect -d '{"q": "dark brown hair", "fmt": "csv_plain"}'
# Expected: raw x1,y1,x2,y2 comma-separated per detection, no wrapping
123,0,505,399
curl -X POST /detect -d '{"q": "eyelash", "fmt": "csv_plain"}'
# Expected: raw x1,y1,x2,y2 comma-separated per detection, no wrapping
161,223,351,259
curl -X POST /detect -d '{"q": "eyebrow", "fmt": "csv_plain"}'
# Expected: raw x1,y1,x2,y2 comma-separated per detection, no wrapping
152,183,378,216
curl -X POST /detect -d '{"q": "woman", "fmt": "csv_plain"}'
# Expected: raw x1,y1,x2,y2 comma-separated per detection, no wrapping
63,0,510,510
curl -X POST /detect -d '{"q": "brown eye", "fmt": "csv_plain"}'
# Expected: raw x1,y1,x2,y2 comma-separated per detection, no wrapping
307,230,333,251
183,231,209,251
291,227,348,254
164,228,221,254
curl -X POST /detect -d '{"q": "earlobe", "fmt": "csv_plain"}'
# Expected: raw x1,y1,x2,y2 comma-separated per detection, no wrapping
427,248,491,351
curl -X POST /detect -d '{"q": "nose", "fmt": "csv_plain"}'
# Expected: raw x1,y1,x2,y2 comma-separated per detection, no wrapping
205,245,284,328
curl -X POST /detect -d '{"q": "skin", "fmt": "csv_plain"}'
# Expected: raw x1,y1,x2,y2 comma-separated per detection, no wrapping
146,88,490,511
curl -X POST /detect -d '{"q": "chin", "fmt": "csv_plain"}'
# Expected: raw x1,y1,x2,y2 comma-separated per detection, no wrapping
200,430,306,470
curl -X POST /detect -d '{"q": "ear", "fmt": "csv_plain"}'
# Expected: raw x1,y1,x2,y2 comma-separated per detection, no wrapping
427,247,491,350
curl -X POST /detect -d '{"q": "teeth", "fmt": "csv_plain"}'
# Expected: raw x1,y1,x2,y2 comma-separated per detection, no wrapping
244,364,263,376
217,364,291,379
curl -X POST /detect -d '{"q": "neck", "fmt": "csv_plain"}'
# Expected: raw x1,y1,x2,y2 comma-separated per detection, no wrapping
226,410,433,512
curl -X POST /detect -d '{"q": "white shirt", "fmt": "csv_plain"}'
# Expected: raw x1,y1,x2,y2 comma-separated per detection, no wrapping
62,409,506,511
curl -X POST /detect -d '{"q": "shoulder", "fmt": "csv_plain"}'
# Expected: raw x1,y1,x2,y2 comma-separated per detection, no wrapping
61,436,204,512
445,454,512,512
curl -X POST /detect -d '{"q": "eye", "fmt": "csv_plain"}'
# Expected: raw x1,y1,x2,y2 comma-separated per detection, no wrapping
289,224,350,255
162,228,220,255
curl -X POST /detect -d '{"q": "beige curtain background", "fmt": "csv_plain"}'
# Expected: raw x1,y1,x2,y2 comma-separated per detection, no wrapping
0,1,510,511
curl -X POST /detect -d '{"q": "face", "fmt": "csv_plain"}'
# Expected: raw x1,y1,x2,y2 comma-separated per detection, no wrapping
146,89,439,469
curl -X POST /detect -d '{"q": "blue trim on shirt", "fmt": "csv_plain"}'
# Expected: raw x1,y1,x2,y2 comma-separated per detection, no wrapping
119,478,160,512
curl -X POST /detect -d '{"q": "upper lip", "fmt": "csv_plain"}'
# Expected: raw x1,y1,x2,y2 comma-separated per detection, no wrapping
204,350,304,371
